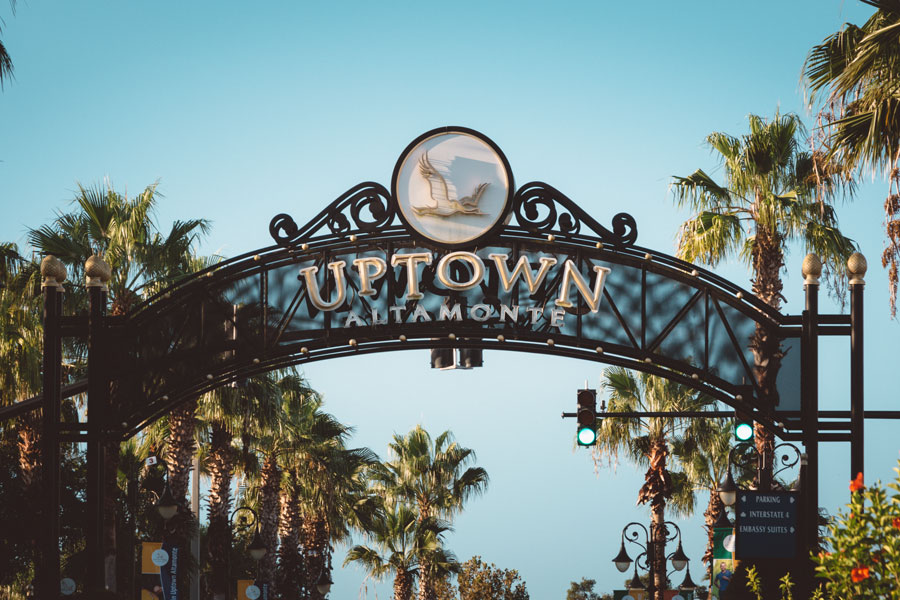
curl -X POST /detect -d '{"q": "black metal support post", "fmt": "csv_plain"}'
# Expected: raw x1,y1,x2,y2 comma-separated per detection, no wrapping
40,280,63,598
850,275,864,480
801,276,819,597
86,284,109,592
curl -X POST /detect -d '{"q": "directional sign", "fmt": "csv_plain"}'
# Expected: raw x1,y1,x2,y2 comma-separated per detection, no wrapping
735,491,799,559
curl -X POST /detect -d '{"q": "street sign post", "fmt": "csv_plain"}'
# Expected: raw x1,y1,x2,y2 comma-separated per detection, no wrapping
735,491,799,559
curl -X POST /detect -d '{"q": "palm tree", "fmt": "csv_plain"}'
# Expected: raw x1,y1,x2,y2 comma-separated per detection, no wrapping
197,378,264,600
671,112,855,486
290,415,377,598
593,367,719,600
344,506,455,600
27,180,209,590
669,418,732,579
0,1,17,88
0,243,43,582
370,426,488,600
805,1,900,314
238,370,373,599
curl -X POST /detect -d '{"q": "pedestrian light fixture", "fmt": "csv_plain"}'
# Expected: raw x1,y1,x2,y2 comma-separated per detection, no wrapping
248,527,267,562
576,388,598,446
627,568,645,590
155,480,178,521
670,541,689,571
678,564,698,590
717,467,738,507
613,540,632,572
316,571,333,596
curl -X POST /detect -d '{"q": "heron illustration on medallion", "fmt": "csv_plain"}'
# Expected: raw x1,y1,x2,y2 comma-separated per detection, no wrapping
412,151,490,217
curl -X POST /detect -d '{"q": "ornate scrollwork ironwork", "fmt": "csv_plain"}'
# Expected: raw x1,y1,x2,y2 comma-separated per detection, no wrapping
512,182,638,247
772,443,802,479
269,182,395,247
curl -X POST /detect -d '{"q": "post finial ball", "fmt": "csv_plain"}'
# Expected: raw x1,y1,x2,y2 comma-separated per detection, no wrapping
847,252,867,284
40,255,67,288
801,253,822,285
85,254,112,287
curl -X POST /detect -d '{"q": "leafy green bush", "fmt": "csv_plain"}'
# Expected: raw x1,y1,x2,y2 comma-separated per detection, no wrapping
812,462,900,597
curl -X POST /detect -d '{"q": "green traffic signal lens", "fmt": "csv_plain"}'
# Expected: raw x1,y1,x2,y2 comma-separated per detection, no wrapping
577,426,597,446
734,422,754,441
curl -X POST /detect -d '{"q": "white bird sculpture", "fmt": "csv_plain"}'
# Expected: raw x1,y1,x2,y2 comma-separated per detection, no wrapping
413,152,489,217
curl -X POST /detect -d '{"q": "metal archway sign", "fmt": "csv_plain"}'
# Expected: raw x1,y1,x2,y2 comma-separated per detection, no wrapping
34,126,864,596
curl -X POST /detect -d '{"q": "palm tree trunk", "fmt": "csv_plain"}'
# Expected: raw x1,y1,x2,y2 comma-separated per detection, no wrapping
749,223,784,490
17,414,41,585
394,569,413,600
166,398,198,503
300,515,330,600
650,501,666,600
416,503,434,600
277,473,303,600
259,454,282,592
207,422,233,600
702,488,724,577
638,439,671,600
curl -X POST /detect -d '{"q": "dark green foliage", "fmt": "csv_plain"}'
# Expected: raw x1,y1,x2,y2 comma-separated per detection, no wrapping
0,427,87,594
565,578,613,600
457,556,529,600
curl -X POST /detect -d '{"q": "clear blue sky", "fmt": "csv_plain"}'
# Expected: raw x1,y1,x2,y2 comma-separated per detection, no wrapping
1,1,896,597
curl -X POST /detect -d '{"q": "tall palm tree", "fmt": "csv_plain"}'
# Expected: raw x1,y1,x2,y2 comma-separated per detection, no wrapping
593,367,719,599
287,406,378,599
344,506,455,600
370,426,488,600
0,243,43,583
805,1,900,314
241,370,372,599
0,1,17,88
669,418,732,578
27,180,209,590
197,377,270,600
671,112,855,485
0,244,41,489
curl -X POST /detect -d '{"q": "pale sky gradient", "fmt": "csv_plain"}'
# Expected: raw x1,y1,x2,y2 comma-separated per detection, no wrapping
1,1,897,597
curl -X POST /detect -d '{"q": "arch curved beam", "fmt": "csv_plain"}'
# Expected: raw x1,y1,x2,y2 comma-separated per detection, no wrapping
110,181,798,438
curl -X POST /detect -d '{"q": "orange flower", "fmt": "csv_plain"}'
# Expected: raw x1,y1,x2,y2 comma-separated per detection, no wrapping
850,472,864,492
893,517,900,529
851,566,870,582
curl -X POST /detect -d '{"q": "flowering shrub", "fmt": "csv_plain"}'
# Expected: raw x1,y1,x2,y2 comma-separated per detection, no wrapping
812,460,900,597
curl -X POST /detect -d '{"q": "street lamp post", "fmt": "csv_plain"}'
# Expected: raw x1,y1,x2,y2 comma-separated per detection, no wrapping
717,442,801,500
611,521,695,600
229,507,267,600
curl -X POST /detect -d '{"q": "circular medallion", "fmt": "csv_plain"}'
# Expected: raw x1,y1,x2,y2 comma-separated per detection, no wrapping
723,534,736,553
245,584,261,599
392,127,514,248
151,548,170,567
60,578,76,595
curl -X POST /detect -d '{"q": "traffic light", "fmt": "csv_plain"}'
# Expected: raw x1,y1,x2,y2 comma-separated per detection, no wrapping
458,348,483,369
430,348,454,370
576,389,598,446
734,410,754,442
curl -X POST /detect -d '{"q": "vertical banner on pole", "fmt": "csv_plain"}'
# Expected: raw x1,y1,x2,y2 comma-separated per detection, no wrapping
711,526,735,599
141,541,179,600
159,541,180,600
238,580,264,600
140,542,164,599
